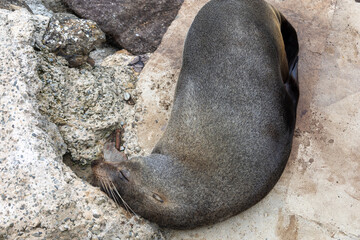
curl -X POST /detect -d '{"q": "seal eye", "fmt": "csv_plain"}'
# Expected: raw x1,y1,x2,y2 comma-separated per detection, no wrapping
152,193,164,203
118,169,130,182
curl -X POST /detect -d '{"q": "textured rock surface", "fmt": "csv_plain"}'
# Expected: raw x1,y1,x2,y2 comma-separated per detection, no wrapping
42,13,106,67
42,0,73,13
0,8,162,240
36,51,142,164
24,0,53,16
88,43,118,66
0,0,32,13
133,0,360,239
63,0,184,55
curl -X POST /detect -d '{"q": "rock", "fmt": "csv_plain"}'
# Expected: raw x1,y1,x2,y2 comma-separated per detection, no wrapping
42,13,106,67
124,92,131,101
128,55,149,73
0,0,33,13
63,0,184,55
88,43,118,66
24,0,53,16
41,0,73,13
36,50,141,164
0,8,162,239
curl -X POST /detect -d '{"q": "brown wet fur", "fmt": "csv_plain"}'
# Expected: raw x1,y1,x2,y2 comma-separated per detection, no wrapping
92,0,299,229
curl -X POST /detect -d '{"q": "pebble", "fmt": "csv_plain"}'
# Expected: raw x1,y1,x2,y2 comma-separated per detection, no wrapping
134,61,144,68
133,67,143,73
32,232,42,237
129,56,140,65
128,56,146,72
123,92,131,101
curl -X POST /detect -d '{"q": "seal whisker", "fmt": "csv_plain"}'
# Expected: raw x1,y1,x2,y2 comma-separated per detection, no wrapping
99,177,122,207
109,182,130,213
98,177,107,194
103,179,129,212
110,181,138,217
105,180,123,208
97,174,135,214
99,178,110,196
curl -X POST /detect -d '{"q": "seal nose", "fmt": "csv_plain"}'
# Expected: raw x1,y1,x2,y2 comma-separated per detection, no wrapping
91,159,103,168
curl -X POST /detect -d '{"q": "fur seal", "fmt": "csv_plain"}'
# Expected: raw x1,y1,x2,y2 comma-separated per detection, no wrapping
92,0,299,229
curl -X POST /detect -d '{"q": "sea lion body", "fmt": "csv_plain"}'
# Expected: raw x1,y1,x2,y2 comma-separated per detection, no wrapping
93,0,299,229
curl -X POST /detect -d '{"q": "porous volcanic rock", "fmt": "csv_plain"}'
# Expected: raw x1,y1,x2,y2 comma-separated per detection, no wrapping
42,13,106,67
36,51,142,164
0,7,162,240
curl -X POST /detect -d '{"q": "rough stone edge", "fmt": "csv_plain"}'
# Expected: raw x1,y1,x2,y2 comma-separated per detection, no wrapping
0,8,162,240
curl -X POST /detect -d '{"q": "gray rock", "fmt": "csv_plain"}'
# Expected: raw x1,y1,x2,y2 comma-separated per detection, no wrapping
124,92,131,101
42,13,106,67
41,0,73,13
22,0,73,16
89,43,118,66
63,0,184,55
128,54,149,73
24,0,53,16
0,0,33,13
0,8,162,239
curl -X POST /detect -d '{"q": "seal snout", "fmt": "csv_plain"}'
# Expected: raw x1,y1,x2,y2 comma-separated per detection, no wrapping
91,159,109,179
92,159,130,184
91,159,103,168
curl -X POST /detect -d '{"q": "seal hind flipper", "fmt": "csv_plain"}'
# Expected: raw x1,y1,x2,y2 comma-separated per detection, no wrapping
280,13,299,110
289,55,299,85
280,15,299,70
285,55,299,120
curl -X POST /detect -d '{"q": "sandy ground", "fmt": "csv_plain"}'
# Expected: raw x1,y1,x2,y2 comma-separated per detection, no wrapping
135,0,360,239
